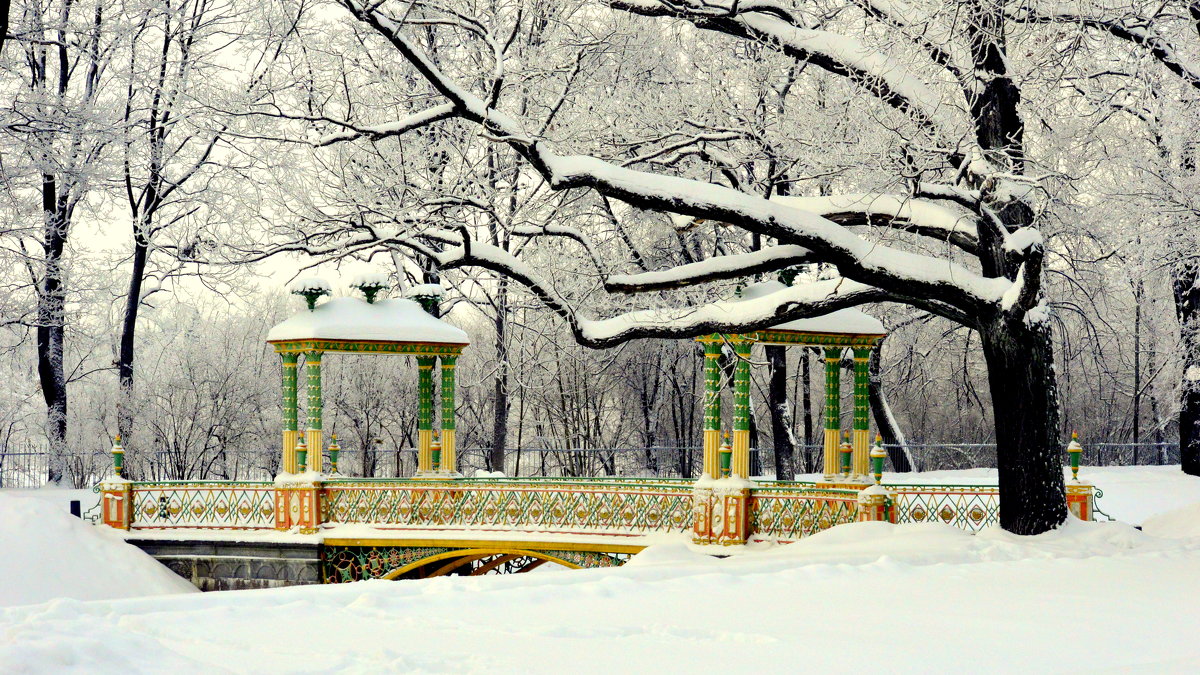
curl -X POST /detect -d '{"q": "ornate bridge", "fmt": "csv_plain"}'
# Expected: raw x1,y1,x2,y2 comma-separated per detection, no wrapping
98,473,1102,589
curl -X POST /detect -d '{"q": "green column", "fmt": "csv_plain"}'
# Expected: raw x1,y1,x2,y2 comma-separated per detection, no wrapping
702,338,723,476
731,340,752,478
441,356,456,432
704,339,722,433
281,353,298,433
823,347,842,477
417,356,435,432
853,348,870,433
852,347,871,476
306,351,323,432
733,343,752,433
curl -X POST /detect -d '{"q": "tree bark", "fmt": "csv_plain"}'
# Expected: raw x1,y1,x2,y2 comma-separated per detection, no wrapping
489,277,510,472
117,224,149,470
1173,258,1200,475
766,345,794,480
868,339,912,471
38,176,68,484
980,317,1067,534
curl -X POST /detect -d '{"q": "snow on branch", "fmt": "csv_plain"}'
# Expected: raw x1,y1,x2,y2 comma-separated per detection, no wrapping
605,245,814,293
579,278,890,345
338,0,1015,322
609,0,963,140
1011,3,1200,89
772,193,979,254
316,104,458,146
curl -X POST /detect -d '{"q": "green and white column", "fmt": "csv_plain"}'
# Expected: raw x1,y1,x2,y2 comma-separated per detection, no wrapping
823,347,842,479
702,337,723,477
731,340,753,479
281,353,299,473
305,351,323,472
852,347,872,477
440,355,457,474
417,356,435,473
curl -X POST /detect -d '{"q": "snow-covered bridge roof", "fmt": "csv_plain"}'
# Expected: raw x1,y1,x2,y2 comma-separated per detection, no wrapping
267,297,469,349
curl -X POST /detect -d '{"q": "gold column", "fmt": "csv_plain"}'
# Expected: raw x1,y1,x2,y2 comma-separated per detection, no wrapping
305,351,323,472
852,347,871,477
731,340,752,478
822,347,842,479
701,337,723,477
416,356,435,473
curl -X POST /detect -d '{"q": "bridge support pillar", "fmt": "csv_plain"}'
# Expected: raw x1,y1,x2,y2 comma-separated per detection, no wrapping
715,485,751,545
856,485,892,523
1065,482,1094,521
100,477,132,530
691,484,715,545
275,477,322,533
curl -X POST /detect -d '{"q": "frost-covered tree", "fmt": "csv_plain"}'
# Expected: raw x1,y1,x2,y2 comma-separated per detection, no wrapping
293,0,1090,534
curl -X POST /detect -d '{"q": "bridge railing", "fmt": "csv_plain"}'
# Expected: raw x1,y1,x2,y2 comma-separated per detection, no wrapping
748,485,862,542
320,477,695,536
127,481,277,530
885,484,1001,532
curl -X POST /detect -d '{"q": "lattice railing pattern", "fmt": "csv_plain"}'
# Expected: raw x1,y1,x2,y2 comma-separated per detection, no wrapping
749,488,861,541
321,479,694,535
129,482,276,529
887,485,1000,532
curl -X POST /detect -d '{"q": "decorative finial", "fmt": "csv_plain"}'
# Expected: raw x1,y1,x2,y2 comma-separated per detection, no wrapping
350,272,390,304
290,278,331,311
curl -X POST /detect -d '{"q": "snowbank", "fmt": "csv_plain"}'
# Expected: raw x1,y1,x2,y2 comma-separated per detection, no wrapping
1142,501,1200,539
0,492,197,608
2,517,1199,673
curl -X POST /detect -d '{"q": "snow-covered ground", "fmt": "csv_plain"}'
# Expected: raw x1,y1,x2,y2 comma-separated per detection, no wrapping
0,492,196,608
1,467,1198,673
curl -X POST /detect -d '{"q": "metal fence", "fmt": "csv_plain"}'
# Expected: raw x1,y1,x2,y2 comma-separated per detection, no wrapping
1,441,1186,488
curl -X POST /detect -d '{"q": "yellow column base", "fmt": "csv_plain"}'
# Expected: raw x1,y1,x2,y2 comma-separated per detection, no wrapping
852,429,870,477
417,429,432,473
703,429,720,477
441,429,456,474
732,429,750,478
282,429,298,474
822,428,840,479
305,429,323,472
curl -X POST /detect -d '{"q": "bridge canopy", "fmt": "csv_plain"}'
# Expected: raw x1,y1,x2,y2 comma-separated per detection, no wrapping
267,276,468,478
267,296,469,352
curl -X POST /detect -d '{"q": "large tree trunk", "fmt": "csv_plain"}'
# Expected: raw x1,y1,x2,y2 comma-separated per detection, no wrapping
980,317,1067,534
766,345,794,480
117,228,149,473
489,277,510,473
38,177,68,484
867,339,912,471
1173,258,1200,475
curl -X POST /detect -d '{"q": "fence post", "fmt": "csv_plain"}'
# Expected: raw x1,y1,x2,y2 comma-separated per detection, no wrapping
1064,432,1094,521
856,485,891,523
100,478,133,529
691,480,716,545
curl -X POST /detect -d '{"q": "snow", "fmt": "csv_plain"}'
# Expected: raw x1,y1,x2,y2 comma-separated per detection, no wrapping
581,277,881,342
287,277,331,294
739,280,886,334
266,297,469,345
0,491,197,608
348,272,389,288
406,283,445,298
4,516,1200,672
795,465,1200,526
2,467,1200,671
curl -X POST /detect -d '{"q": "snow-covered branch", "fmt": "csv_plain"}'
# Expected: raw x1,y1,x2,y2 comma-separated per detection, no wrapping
1011,4,1200,89
604,245,814,293
337,0,1019,325
316,104,457,146
771,193,980,254
608,0,964,142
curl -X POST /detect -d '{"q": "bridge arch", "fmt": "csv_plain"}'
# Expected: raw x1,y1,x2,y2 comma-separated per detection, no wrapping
381,548,582,580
